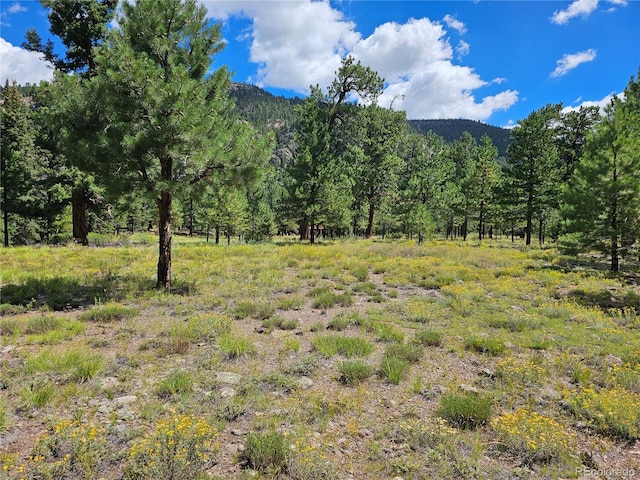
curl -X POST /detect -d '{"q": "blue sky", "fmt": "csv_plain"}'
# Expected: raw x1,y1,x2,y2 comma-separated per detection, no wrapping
1,0,638,127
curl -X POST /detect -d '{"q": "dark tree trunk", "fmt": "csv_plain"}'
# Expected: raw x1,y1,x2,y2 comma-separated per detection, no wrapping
215,226,220,245
72,188,89,246
365,202,375,238
611,161,619,272
189,198,194,236
478,201,484,241
538,217,544,244
310,219,315,244
3,187,8,246
299,218,308,241
462,215,468,241
156,190,172,289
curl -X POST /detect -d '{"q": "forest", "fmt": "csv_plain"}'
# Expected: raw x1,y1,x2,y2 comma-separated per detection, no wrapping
1,0,639,289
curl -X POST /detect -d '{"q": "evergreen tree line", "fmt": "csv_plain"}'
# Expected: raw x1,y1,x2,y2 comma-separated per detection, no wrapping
1,0,639,287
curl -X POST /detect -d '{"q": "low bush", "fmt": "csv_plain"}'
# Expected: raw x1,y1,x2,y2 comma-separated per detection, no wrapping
437,390,492,429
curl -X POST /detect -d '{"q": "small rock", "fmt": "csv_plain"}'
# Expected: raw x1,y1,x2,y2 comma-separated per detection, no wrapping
357,428,371,438
220,387,236,398
458,384,479,394
215,372,242,385
480,368,495,378
100,376,118,389
237,443,245,452
296,376,314,389
113,395,137,406
231,428,245,436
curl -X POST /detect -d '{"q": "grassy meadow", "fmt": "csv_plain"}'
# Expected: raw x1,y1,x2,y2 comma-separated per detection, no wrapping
1,235,639,479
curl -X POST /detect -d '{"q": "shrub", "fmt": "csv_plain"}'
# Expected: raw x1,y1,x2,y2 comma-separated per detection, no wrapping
564,386,640,439
282,355,320,376
125,414,220,479
218,334,257,359
155,370,194,398
232,301,275,320
338,360,373,386
24,315,63,334
0,398,8,433
30,420,107,479
464,336,508,356
312,292,354,309
383,343,423,363
312,335,374,358
20,377,56,409
437,390,492,429
262,316,299,332
243,431,289,474
379,356,410,385
495,358,547,387
78,303,138,322
491,409,573,464
412,329,443,347
350,264,369,282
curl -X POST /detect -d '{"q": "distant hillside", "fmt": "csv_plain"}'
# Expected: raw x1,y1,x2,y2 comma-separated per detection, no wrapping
408,119,511,158
229,84,512,158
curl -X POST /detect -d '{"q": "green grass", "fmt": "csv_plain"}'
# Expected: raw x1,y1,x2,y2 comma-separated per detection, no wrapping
464,336,508,356
243,430,289,474
155,370,194,398
1,238,639,479
218,333,257,359
378,356,410,385
78,303,138,322
437,390,493,430
311,335,374,358
338,360,374,386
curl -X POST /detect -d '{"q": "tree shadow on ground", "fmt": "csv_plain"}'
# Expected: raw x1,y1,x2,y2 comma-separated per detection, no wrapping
0,275,197,311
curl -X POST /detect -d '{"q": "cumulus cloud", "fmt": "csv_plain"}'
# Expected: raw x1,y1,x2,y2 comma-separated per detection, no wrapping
442,14,466,34
7,2,27,14
0,38,54,85
203,1,518,120
455,40,470,59
550,49,597,77
551,0,628,24
562,91,623,114
551,0,599,24
202,1,360,91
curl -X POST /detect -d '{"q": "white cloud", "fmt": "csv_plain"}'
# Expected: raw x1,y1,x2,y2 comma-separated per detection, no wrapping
551,49,597,77
562,91,623,114
204,1,518,121
551,0,627,24
551,0,599,24
442,14,466,34
0,38,54,85
456,40,470,58
202,0,360,91
7,2,27,14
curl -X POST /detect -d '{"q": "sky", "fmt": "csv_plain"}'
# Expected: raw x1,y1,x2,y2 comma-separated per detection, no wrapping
0,0,638,127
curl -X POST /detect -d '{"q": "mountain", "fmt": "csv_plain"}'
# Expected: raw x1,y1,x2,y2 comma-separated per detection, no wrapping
229,83,512,158
407,119,512,158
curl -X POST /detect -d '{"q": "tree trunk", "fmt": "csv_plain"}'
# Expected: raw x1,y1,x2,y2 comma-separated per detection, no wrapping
72,188,89,246
156,190,172,289
478,201,484,241
215,226,220,245
611,161,619,272
189,198,194,236
462,215,468,241
365,202,375,238
310,219,315,244
538,217,544,244
3,186,8,246
299,218,308,241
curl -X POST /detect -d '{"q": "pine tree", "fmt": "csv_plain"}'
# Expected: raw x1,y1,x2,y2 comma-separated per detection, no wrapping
505,104,562,245
562,74,640,271
85,0,273,288
0,82,45,245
